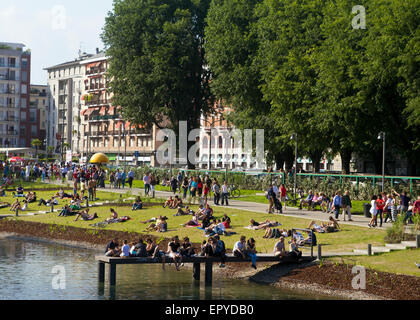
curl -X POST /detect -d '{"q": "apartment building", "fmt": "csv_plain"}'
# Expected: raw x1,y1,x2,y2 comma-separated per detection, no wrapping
0,42,32,148
198,103,267,170
45,52,94,158
29,84,48,145
79,52,160,166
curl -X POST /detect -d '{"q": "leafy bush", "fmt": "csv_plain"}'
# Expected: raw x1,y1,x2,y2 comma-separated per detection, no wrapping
384,215,405,243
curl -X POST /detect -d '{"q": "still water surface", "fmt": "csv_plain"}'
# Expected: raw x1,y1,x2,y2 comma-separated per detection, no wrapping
0,238,332,300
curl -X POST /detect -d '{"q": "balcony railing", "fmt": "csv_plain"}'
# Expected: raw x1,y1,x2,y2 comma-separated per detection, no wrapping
85,99,110,106
86,68,106,75
0,75,19,81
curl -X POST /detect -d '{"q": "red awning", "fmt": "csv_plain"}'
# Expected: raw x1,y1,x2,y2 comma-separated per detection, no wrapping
85,108,95,117
115,122,122,130
108,106,115,115
80,109,87,116
125,122,131,130
87,62,101,68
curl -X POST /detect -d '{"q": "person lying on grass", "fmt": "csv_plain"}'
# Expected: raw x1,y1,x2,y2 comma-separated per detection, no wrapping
38,197,59,207
263,228,291,239
308,217,340,233
249,219,280,230
163,196,174,208
167,236,183,271
74,208,99,221
183,213,199,227
132,196,143,211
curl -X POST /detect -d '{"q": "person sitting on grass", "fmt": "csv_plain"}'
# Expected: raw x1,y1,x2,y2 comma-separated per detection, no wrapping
172,196,183,209
58,204,74,217
163,196,174,208
308,218,340,233
183,213,199,227
107,208,118,221
105,238,120,257
55,188,72,199
74,208,99,221
222,214,231,229
12,185,25,198
292,230,305,245
174,206,189,217
205,219,226,237
132,196,143,211
274,237,286,259
300,229,317,246
10,199,21,212
288,238,302,261
184,206,194,215
69,197,81,211
168,236,183,271
195,204,206,219
180,237,195,257
145,216,168,232
25,191,37,203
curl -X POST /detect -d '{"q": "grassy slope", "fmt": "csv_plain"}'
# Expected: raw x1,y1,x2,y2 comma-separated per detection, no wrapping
10,203,386,254
328,249,420,277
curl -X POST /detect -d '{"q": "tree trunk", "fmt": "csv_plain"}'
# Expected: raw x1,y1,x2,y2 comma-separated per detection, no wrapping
340,149,353,174
308,150,323,173
274,153,284,171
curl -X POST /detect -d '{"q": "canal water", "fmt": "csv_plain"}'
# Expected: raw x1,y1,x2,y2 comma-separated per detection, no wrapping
0,238,332,300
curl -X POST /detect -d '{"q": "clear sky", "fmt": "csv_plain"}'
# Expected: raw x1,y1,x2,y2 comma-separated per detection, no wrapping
0,0,114,84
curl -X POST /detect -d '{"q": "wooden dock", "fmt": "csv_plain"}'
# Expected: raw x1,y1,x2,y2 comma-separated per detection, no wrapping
95,254,316,287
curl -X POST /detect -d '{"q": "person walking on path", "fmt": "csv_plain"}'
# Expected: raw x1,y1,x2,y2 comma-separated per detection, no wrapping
212,180,220,205
341,190,353,221
143,173,150,196
332,191,342,220
368,195,378,228
266,184,275,214
280,184,287,209
128,169,135,189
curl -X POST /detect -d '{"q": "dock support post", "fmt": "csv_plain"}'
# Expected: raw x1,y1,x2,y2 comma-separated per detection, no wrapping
109,263,116,286
205,262,213,286
317,245,322,260
367,244,372,256
193,263,200,281
98,262,105,283
416,235,420,249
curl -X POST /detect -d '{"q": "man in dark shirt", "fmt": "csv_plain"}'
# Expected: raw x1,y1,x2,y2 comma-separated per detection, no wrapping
105,238,119,256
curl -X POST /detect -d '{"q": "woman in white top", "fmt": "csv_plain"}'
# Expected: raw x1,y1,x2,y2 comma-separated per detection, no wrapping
368,195,378,228
120,240,130,258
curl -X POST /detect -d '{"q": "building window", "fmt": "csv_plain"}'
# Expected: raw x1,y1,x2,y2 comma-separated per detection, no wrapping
21,84,27,94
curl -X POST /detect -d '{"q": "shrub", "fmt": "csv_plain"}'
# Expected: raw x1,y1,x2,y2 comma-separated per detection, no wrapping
384,215,405,243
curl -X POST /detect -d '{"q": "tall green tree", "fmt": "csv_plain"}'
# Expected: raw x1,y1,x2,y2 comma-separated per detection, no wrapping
205,0,295,170
255,0,329,172
31,139,42,160
102,0,213,168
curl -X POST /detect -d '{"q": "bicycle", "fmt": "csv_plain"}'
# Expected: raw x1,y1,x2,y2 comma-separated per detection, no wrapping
227,184,241,199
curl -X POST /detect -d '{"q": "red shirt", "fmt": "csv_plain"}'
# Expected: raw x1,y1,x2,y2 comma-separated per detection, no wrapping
414,200,420,215
376,199,385,210
280,186,287,197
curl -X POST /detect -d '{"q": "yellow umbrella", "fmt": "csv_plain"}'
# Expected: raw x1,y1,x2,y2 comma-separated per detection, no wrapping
89,153,110,164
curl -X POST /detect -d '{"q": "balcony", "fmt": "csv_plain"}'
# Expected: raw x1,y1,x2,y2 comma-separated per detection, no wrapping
85,99,110,106
0,75,19,81
86,68,106,75
0,63,20,68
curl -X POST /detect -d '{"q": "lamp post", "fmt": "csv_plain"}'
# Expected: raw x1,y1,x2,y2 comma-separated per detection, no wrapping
291,133,298,200
378,131,386,192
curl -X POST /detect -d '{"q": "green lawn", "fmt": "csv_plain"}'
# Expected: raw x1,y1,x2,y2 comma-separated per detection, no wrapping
10,203,386,254
328,249,420,277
